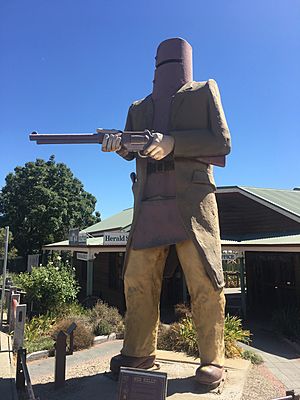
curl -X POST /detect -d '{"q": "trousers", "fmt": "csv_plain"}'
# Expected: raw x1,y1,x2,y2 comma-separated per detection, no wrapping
121,239,225,366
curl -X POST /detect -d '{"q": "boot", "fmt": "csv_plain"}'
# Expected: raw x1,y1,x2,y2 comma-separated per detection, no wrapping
195,364,224,389
110,354,156,374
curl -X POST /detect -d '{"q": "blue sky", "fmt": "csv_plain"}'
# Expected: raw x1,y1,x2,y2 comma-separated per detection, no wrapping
1,0,299,219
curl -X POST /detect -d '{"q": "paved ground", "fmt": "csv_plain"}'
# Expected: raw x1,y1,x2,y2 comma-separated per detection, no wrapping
28,340,252,400
3,322,299,399
24,322,300,399
240,322,300,394
241,364,286,400
0,331,18,400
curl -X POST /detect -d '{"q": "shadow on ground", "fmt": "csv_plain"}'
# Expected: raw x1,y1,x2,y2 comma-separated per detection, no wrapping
245,321,300,360
33,372,213,400
167,376,214,396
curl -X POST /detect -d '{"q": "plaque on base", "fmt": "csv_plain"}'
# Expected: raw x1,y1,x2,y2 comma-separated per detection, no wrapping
118,367,167,400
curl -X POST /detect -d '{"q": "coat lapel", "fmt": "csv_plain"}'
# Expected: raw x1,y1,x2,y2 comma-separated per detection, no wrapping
170,81,196,127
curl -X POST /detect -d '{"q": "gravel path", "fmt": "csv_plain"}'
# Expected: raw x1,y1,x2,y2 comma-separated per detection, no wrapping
242,364,286,400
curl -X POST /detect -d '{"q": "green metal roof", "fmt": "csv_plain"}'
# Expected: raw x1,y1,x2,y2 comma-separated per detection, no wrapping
240,187,300,218
83,208,133,234
44,186,300,249
83,186,300,236
222,234,300,246
45,234,300,249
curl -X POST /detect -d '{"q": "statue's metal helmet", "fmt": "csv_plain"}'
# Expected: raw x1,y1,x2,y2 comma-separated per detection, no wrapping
155,37,193,70
152,38,193,98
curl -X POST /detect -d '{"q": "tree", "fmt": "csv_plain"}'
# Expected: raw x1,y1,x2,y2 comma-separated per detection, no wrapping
0,228,17,258
14,255,79,314
0,155,100,256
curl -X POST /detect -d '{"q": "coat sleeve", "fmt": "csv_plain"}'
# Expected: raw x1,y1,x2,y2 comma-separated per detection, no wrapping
116,105,135,161
170,79,231,158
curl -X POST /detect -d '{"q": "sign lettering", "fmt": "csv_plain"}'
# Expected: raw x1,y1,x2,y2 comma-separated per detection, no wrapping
103,231,129,246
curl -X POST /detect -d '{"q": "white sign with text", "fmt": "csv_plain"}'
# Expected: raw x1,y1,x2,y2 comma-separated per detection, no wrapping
77,252,89,261
103,231,129,246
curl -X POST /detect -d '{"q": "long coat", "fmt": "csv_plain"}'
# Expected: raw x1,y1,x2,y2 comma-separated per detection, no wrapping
122,79,231,289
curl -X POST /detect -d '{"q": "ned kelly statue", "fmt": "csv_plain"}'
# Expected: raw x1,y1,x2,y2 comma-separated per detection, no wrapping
102,37,231,388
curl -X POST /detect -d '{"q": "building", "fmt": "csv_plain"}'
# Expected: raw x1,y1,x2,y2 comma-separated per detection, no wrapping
44,186,300,317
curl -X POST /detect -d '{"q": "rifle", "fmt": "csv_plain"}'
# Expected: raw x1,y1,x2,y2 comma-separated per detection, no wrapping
29,129,154,153
29,129,225,167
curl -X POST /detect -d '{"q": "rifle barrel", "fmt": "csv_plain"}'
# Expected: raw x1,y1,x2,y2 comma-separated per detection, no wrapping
30,132,103,145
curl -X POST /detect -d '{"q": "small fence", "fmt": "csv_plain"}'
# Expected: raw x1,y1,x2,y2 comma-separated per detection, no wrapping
16,348,39,400
55,322,77,388
272,391,299,400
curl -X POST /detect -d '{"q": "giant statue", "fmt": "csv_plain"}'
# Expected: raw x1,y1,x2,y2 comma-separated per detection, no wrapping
102,37,231,388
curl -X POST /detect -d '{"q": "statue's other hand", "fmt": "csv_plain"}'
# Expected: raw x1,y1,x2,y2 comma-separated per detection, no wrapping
143,132,174,160
101,134,122,152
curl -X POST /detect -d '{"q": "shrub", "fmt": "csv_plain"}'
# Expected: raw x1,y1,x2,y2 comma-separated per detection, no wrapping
25,314,57,342
24,313,56,354
157,313,251,359
242,350,263,365
88,300,124,336
157,323,182,352
26,336,55,354
174,303,192,320
224,314,251,358
56,301,88,318
158,318,198,357
15,256,79,314
52,316,94,351
272,306,300,340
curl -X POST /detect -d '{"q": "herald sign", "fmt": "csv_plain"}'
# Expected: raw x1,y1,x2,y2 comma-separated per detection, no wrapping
103,232,129,246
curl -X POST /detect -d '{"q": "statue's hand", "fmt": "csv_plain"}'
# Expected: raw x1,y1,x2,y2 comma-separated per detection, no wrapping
143,132,174,160
101,134,122,152
101,133,130,158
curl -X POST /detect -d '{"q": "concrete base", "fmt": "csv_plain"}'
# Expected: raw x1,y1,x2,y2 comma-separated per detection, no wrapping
157,351,251,399
32,348,251,400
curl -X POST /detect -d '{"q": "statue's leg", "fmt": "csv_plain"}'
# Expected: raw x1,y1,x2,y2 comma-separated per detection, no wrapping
176,239,225,386
110,245,169,373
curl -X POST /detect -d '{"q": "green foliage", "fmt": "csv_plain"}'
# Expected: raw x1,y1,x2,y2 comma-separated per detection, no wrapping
0,156,100,256
272,306,300,339
23,300,124,353
0,228,17,258
224,314,251,358
6,272,23,288
24,313,56,354
15,257,79,314
25,336,55,354
24,313,57,342
158,313,251,360
56,301,88,318
158,318,198,356
242,350,263,365
88,300,124,336
52,317,94,350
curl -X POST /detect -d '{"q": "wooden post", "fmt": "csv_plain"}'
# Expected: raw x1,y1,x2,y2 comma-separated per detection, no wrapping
86,259,94,296
239,255,247,318
0,226,9,329
9,293,20,333
66,322,76,355
16,348,26,391
55,330,67,388
13,304,27,351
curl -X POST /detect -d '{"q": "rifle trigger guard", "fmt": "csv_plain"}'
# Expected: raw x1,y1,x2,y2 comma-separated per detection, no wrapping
138,129,154,158
138,151,148,158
